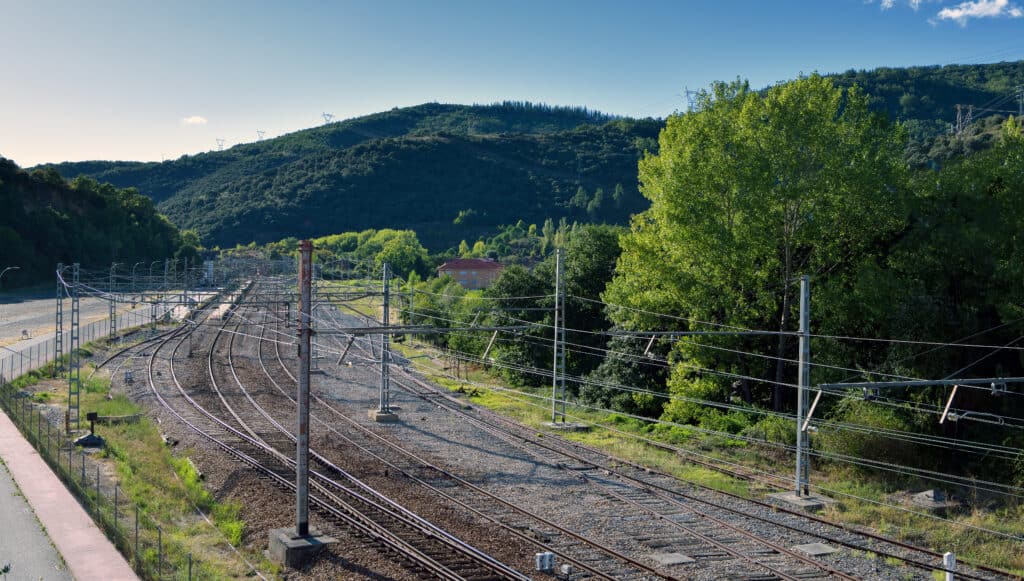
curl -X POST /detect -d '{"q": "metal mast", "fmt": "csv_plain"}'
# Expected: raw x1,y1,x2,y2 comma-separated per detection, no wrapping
69,263,81,430
296,240,312,536
379,263,392,414
54,263,64,378
109,263,118,338
794,275,811,496
551,248,566,423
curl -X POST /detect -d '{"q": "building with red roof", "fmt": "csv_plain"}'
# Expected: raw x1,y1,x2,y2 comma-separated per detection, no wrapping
437,258,504,289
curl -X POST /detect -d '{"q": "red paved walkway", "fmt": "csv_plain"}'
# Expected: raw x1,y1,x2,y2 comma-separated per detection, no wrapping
0,409,138,581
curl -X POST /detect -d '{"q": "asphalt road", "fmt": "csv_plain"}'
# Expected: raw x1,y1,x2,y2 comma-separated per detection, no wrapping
0,294,113,347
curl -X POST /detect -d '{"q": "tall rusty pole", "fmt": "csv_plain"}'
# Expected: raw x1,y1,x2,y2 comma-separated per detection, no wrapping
296,240,312,536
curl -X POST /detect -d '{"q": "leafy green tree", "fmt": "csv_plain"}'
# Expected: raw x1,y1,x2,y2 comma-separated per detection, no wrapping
541,218,555,255
570,185,590,209
612,183,624,208
471,240,487,257
605,75,908,414
586,188,604,219
484,265,551,384
375,233,429,279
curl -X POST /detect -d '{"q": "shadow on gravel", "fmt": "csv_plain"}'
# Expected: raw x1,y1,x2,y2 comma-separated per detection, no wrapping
318,550,400,580
395,421,578,486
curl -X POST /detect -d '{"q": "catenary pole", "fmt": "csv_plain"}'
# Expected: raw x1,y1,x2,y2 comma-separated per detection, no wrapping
379,263,391,413
551,248,565,423
795,275,811,496
295,240,312,536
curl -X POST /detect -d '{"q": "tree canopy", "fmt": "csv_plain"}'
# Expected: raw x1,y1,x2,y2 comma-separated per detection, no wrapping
0,158,190,287
605,75,909,412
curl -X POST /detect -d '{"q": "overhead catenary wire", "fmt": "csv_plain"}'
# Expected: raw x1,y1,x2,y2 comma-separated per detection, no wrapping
399,303,1024,427
256,274,1024,545
411,356,1024,515
430,337,1024,463
502,386,1024,543
301,274,1024,489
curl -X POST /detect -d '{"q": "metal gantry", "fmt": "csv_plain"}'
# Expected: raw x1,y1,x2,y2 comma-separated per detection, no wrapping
69,263,81,430
54,263,64,378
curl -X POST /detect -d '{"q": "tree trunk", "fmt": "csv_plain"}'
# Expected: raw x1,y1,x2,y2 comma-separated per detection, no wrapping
773,245,794,412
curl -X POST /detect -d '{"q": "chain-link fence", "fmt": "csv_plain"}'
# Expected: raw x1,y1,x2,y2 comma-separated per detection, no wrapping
0,317,201,580
0,308,162,381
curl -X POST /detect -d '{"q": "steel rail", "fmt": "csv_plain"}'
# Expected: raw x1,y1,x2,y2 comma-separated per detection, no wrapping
392,370,1007,581
141,302,493,580
176,326,475,581
324,287,1011,581
219,300,527,581
390,372,854,581
206,289,520,581
269,302,666,580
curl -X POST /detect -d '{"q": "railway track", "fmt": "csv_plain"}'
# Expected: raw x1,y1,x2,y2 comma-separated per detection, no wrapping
307,304,847,580
313,294,1015,581
134,288,530,580
258,297,674,580
98,278,1018,580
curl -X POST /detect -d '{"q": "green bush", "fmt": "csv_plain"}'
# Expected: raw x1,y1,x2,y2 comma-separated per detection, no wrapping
817,396,920,466
741,415,795,446
212,502,245,546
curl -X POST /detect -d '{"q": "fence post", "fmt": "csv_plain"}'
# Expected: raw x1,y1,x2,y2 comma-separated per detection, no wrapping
81,451,86,484
134,506,139,567
96,465,101,506
944,551,956,581
158,525,163,579
114,483,119,525
188,552,193,580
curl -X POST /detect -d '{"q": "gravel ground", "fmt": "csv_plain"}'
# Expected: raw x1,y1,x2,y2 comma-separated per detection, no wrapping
93,292,1015,581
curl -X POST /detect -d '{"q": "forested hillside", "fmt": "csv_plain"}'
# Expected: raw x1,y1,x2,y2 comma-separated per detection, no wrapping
831,60,1024,142
43,62,1024,251
0,158,195,287
47,103,660,250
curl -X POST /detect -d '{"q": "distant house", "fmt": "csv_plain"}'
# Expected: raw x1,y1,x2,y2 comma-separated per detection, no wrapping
437,258,504,289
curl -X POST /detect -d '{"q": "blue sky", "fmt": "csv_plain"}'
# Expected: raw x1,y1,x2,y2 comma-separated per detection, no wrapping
2,0,1022,166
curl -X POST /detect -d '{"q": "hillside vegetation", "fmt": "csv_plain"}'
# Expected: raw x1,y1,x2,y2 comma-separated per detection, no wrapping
0,158,195,287
46,103,658,250
43,62,1024,253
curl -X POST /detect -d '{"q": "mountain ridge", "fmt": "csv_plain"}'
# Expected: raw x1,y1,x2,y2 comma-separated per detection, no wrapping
39,61,1024,250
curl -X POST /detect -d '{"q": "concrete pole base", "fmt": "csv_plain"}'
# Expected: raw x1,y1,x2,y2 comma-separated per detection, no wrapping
766,491,836,511
267,527,337,569
368,409,400,423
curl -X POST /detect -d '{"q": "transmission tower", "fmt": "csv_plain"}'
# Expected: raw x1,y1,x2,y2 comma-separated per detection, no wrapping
955,104,974,137
321,112,334,124
256,130,266,140
216,138,226,151
683,86,700,113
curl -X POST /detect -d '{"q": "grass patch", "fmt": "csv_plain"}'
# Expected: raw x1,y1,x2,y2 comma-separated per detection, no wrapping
395,340,1024,574
88,386,257,576
2,342,267,578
